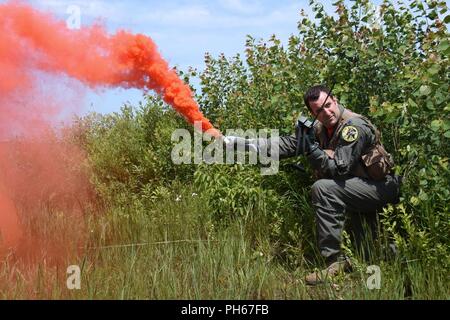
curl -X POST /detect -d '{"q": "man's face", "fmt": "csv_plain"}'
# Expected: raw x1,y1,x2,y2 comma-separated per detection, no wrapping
309,91,341,129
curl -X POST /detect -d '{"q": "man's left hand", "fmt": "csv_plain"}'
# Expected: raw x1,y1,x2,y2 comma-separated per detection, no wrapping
304,127,319,155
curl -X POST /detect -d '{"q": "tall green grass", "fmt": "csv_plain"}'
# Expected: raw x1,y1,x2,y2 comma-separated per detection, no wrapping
1,184,448,299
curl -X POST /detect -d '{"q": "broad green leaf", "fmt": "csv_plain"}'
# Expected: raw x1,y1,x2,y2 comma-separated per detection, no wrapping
444,14,450,23
408,98,418,108
410,196,420,206
427,64,440,75
345,50,355,58
443,120,450,130
427,11,438,19
438,39,449,53
419,85,432,96
418,190,429,201
431,119,442,131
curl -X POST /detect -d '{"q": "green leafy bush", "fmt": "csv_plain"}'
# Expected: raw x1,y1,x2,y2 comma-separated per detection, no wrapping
77,95,194,207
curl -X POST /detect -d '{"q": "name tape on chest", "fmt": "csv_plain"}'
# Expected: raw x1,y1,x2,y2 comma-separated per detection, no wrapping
341,125,359,142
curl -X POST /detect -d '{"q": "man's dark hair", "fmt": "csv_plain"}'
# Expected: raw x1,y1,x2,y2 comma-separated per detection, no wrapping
304,85,333,112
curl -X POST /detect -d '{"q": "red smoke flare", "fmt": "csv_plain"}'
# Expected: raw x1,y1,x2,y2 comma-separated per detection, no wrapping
0,1,220,255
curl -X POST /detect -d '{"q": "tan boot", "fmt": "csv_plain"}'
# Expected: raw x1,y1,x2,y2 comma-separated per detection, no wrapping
305,258,352,285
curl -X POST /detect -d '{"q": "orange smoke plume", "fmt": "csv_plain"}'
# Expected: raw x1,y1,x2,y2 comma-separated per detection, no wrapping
0,1,220,254
0,1,220,135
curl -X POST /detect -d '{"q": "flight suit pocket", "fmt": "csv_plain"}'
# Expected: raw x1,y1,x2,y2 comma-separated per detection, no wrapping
362,144,394,180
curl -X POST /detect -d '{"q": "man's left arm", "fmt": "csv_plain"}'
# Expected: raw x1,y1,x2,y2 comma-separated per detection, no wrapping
306,121,373,178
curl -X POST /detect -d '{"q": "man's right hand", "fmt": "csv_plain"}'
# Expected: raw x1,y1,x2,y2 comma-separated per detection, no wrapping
222,135,259,153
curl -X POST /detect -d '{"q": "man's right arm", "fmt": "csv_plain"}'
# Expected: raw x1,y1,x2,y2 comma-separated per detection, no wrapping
267,135,299,159
223,134,299,159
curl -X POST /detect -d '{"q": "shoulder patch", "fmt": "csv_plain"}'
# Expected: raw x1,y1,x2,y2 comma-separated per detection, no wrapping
341,126,359,142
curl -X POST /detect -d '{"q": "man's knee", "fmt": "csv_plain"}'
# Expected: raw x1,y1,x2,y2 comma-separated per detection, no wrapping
311,179,334,202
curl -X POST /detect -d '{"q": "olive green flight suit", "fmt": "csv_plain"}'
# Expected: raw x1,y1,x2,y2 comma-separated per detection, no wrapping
271,105,401,263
